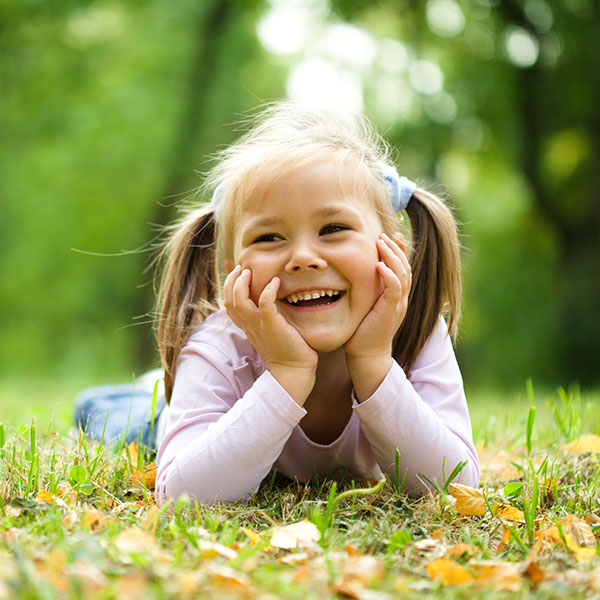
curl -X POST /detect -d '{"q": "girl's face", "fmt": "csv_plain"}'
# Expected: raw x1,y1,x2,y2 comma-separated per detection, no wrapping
227,158,386,353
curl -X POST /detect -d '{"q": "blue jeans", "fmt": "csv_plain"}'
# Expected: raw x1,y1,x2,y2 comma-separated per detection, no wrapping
74,371,166,450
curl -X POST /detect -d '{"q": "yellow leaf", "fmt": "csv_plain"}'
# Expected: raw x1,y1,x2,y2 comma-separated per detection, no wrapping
448,483,486,516
241,528,264,545
447,543,477,559
270,519,321,549
426,557,473,586
495,503,525,522
83,509,106,532
36,490,55,504
561,515,596,547
472,561,522,592
198,540,238,560
115,527,157,555
564,434,600,455
207,565,252,595
143,505,160,533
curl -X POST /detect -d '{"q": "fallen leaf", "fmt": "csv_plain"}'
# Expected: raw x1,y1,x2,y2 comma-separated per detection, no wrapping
447,543,477,559
207,565,252,596
130,463,156,490
494,526,512,555
143,505,160,533
496,503,525,522
426,557,473,585
413,537,448,561
471,561,522,592
523,560,545,584
448,484,486,516
114,571,148,600
270,519,320,549
562,515,596,547
36,490,55,504
115,527,158,556
198,540,238,560
83,509,106,531
564,434,600,455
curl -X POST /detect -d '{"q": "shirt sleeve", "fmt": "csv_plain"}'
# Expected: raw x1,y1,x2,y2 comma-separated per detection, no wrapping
155,340,307,504
352,317,480,494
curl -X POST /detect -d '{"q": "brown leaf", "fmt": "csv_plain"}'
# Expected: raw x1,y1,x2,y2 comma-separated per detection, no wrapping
448,483,486,516
270,519,321,549
426,558,473,585
198,540,238,560
523,560,546,584
564,434,600,455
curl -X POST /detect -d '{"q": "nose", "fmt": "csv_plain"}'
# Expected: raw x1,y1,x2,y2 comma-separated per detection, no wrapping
285,240,327,273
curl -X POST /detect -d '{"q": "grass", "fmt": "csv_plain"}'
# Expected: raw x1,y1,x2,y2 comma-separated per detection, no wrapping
0,380,599,599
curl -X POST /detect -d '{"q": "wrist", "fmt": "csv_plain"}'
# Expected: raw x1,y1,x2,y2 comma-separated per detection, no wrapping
267,363,316,406
346,354,393,403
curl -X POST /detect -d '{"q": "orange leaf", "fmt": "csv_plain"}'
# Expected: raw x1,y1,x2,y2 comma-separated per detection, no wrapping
83,510,106,532
130,463,156,490
495,526,512,555
496,503,525,522
564,434,600,455
472,561,522,592
448,483,486,516
523,561,545,584
426,558,473,585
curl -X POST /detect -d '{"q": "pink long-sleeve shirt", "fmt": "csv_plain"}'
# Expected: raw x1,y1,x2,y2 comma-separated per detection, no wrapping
155,309,479,504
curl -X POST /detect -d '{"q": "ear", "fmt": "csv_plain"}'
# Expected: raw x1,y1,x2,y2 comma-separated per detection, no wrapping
224,259,235,274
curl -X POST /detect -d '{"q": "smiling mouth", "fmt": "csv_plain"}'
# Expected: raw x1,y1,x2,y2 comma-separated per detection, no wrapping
284,289,344,308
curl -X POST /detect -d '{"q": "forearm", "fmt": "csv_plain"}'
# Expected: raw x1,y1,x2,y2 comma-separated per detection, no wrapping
354,362,480,494
155,372,306,503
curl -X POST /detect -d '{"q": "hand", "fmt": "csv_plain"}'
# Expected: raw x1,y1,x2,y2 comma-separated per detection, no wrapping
344,234,411,400
223,266,318,403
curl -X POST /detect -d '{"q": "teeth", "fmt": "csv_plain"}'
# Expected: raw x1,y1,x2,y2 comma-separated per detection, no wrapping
286,289,341,304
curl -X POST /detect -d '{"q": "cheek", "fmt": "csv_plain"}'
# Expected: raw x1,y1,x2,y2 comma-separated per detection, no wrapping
237,252,273,303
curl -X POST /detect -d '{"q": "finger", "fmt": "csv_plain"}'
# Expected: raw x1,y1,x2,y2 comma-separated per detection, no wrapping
382,232,408,257
223,265,242,309
232,268,257,315
258,277,281,316
378,236,411,278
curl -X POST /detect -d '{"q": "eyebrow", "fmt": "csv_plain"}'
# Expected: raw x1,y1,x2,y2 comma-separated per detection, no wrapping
243,205,360,231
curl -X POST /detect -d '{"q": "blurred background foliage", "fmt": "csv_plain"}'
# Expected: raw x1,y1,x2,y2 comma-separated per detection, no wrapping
1,0,598,392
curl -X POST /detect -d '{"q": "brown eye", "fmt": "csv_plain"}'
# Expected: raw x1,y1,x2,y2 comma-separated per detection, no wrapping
320,224,349,235
253,233,283,243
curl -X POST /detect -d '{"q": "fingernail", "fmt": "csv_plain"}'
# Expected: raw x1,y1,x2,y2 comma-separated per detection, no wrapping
233,264,242,273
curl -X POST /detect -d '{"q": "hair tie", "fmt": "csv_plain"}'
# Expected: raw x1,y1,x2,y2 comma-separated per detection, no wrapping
381,164,416,212
211,182,226,223
210,166,416,220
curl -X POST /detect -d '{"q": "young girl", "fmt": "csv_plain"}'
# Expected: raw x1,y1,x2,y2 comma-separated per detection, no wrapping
76,101,480,503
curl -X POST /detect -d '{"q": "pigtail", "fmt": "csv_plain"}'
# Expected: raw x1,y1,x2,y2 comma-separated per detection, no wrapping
155,204,221,403
393,189,462,373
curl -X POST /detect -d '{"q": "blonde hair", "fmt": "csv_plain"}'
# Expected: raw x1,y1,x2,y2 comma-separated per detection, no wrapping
156,101,462,402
